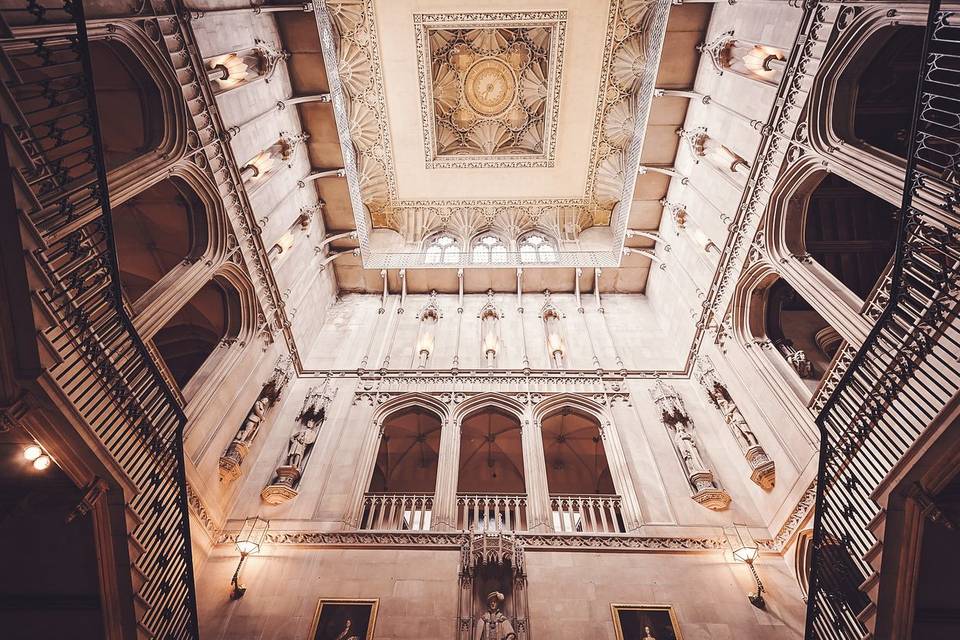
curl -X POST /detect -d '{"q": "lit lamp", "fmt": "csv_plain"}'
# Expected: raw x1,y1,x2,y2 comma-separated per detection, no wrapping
547,332,565,368
483,333,498,367
207,53,250,88
725,524,765,608
416,333,434,369
230,516,269,600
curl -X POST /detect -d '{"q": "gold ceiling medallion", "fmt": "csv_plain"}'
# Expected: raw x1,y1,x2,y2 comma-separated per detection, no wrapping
416,14,566,169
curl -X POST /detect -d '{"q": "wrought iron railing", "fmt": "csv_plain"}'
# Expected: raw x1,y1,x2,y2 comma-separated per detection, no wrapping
805,3,960,638
0,1,198,637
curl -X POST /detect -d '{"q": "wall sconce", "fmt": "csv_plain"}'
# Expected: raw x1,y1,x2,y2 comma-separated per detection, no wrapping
207,53,250,88
725,524,764,608
24,443,51,470
230,516,269,600
547,332,565,368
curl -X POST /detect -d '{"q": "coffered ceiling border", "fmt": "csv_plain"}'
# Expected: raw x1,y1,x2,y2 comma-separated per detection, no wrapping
413,11,567,169
317,0,671,269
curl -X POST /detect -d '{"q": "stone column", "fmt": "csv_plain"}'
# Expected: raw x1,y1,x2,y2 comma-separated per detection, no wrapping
431,416,461,531
599,413,644,531
341,408,383,529
521,406,552,532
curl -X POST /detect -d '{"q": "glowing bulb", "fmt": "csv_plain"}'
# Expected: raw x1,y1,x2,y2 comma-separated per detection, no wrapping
23,444,42,461
236,540,259,555
33,454,51,471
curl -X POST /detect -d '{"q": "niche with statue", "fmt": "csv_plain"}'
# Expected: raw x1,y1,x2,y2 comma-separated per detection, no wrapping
457,533,529,640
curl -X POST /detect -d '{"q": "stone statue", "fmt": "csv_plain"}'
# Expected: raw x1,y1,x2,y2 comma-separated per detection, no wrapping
674,426,707,475
715,394,759,448
283,424,319,469
475,591,516,640
236,397,267,444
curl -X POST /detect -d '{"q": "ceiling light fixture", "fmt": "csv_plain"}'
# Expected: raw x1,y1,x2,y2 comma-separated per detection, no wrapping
33,454,52,471
23,444,43,461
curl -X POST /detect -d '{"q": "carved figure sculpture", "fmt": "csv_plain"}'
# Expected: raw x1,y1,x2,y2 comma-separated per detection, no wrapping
475,591,516,640
219,356,294,482
674,426,707,475
261,383,336,504
695,356,776,489
236,398,267,443
284,424,319,469
650,380,731,510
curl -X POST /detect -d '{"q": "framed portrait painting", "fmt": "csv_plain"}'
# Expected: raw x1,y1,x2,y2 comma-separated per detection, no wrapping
611,604,683,640
310,598,378,640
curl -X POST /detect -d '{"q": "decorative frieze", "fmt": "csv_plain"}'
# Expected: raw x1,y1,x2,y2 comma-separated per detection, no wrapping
650,381,731,511
219,356,295,482
695,356,776,489
261,382,337,504
216,529,727,551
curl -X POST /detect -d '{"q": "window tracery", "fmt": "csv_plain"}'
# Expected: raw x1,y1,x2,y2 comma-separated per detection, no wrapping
424,233,462,265
472,233,509,264
519,232,557,264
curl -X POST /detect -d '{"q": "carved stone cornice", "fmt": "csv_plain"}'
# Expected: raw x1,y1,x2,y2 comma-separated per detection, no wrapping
757,479,817,552
185,482,219,540
215,529,726,552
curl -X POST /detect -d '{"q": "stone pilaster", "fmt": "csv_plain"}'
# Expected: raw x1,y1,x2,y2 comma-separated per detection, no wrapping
522,410,553,532
431,417,462,531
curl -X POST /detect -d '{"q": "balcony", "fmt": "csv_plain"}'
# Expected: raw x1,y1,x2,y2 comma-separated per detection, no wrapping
360,493,433,531
457,493,528,532
550,494,626,534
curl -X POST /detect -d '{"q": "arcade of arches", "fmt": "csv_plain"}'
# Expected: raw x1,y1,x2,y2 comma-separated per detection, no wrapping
1,2,957,640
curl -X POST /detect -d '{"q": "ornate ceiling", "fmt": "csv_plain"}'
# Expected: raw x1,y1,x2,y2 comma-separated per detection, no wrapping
416,13,565,169
317,0,672,269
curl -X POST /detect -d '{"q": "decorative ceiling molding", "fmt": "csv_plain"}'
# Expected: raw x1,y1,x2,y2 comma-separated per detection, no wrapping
316,0,672,269
414,11,566,169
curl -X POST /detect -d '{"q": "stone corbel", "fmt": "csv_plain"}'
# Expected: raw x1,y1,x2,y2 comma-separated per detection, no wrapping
695,356,775,489
650,380,731,511
219,355,295,482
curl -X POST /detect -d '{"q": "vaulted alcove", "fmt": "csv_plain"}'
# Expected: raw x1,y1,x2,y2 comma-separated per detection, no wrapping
151,278,241,392
112,178,209,304
836,26,924,160
803,174,898,300
89,39,164,170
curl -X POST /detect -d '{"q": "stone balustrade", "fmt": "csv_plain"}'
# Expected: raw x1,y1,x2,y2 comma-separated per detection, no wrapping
550,494,625,534
360,493,434,531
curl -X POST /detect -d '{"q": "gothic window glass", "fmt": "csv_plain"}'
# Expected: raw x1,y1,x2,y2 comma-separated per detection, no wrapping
424,233,461,265
472,234,508,264
519,233,557,264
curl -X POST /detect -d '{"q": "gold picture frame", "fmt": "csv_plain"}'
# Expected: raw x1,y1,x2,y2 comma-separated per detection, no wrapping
610,603,683,640
309,598,379,640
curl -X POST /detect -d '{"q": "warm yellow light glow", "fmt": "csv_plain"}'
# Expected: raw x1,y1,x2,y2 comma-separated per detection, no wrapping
209,54,250,87
235,540,260,555
733,544,759,564
23,444,42,461
547,332,564,355
33,454,51,470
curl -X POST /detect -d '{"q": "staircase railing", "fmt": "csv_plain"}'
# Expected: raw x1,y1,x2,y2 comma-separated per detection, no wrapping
0,1,199,637
805,3,960,638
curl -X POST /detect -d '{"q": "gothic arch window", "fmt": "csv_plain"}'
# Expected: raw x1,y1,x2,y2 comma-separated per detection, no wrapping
150,277,242,394
471,233,508,264
89,39,165,171
424,233,461,265
834,26,925,160
112,177,209,305
519,232,557,264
